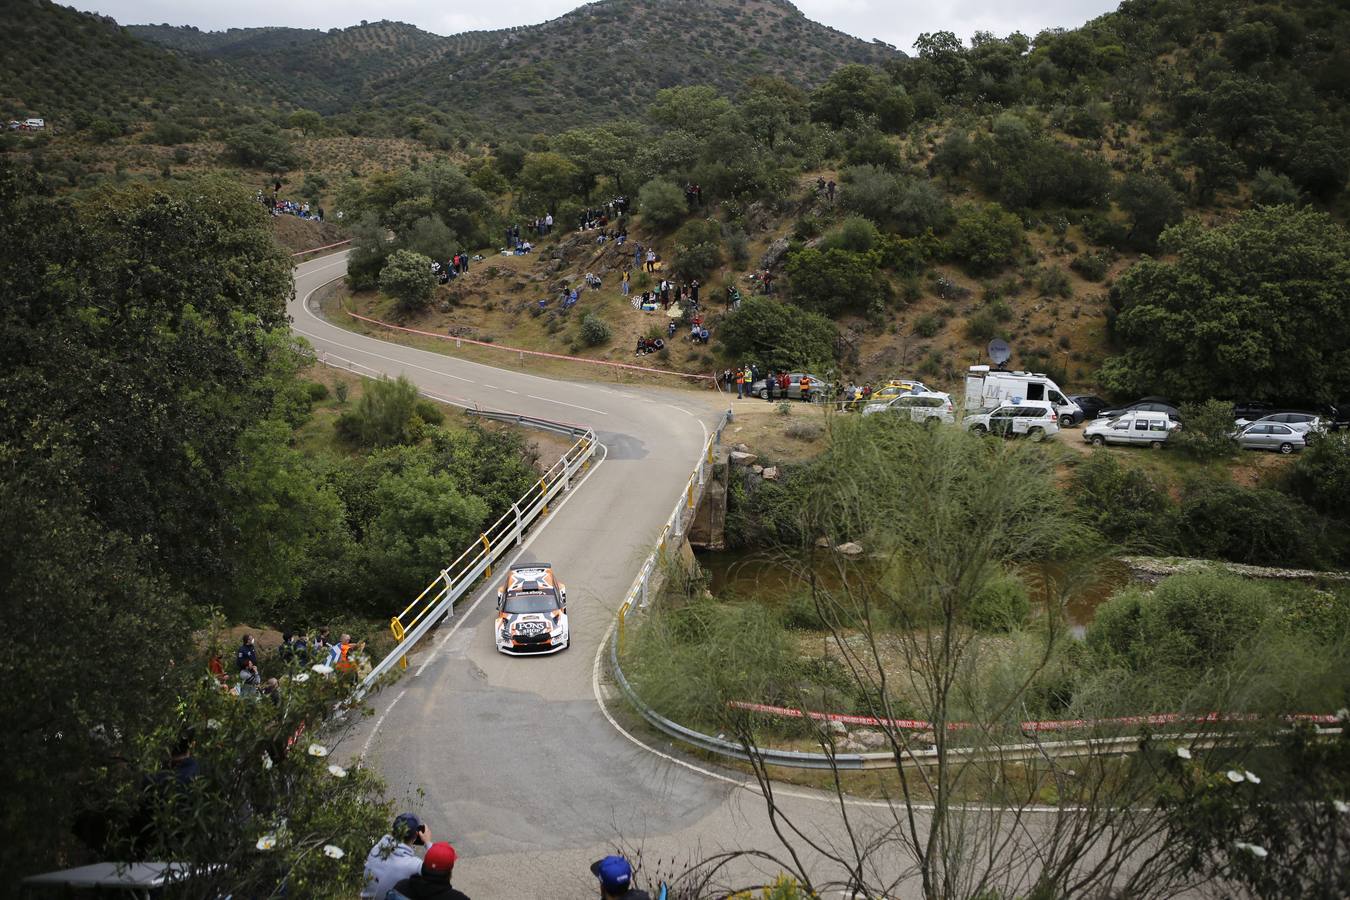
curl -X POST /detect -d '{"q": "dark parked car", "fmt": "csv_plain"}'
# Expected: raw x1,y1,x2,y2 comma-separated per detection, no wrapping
1069,395,1109,424
1097,396,1180,421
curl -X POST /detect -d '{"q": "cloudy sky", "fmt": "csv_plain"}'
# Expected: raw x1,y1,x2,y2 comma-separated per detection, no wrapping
68,0,1120,52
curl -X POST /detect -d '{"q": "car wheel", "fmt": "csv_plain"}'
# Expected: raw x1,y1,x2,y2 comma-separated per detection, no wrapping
1150,440,1163,449
1279,442,1294,454
759,389,769,400
1059,415,1074,428
1027,427,1045,440
924,416,939,428
1091,435,1105,447
972,424,988,435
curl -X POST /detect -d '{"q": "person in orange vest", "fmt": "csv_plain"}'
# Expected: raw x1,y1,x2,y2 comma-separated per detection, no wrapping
735,366,745,399
799,374,812,402
331,633,356,673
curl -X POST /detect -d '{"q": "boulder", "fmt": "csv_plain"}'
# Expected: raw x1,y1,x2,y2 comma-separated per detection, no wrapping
760,237,790,270
734,443,750,453
814,536,832,548
729,451,758,466
835,542,864,556
761,466,780,481
751,464,764,475
827,718,848,737
853,729,888,750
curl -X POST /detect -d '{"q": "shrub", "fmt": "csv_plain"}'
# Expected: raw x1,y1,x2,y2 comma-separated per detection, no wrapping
1177,482,1323,567
785,421,822,441
378,249,437,315
413,398,445,427
303,381,329,403
1036,267,1072,298
1280,432,1350,522
638,178,688,230
949,203,1024,275
1070,252,1109,281
334,382,349,405
579,312,612,347
913,313,941,338
966,569,1031,632
1173,400,1238,462
335,375,423,448
671,218,723,281
784,247,886,317
1070,452,1177,550
223,125,298,171
963,310,1003,342
1251,168,1301,206
822,216,881,253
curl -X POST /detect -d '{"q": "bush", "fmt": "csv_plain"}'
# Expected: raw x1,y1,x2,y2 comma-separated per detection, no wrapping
949,203,1024,275
303,381,329,402
579,312,612,347
822,216,881,253
784,247,886,317
638,178,688,230
414,398,445,427
1070,452,1177,550
840,165,953,236
335,375,423,448
379,249,437,315
1173,400,1239,461
671,218,722,280
1251,168,1301,206
913,313,941,338
720,297,838,372
1070,252,1109,281
1036,267,1072,298
963,310,1003,342
223,125,298,171
1177,482,1324,567
966,569,1031,632
1280,432,1350,522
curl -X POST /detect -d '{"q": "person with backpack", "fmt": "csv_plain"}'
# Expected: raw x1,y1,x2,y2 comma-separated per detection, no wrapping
386,842,469,900
361,813,431,899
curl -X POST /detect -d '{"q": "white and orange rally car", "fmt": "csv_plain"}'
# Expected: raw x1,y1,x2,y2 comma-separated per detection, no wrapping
494,563,569,655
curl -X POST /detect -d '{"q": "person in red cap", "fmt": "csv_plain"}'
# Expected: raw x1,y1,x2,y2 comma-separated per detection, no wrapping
387,841,469,900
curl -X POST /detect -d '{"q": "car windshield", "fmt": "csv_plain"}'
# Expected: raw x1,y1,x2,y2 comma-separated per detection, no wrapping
503,592,558,614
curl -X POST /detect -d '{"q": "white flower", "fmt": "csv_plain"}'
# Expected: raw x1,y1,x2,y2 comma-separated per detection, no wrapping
311,663,333,675
327,764,347,778
1227,770,1246,783
1337,708,1349,723
1176,746,1192,760
292,672,310,683
256,834,278,851
1234,841,1268,859
1244,771,1261,784
206,718,222,730
307,743,329,758
261,752,273,771
1334,800,1349,814
323,844,345,859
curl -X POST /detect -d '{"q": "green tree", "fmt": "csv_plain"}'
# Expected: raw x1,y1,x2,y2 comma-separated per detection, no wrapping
1102,207,1350,403
401,215,456,261
1173,400,1239,462
1280,433,1350,522
224,125,298,171
517,151,580,215
287,108,323,137
720,297,838,371
638,178,689,231
649,86,732,137
378,249,436,315
347,212,392,291
1250,167,1301,206
1115,172,1184,251
948,202,1024,274
784,247,886,317
671,218,723,281
579,312,612,347
1070,452,1178,551
810,64,915,132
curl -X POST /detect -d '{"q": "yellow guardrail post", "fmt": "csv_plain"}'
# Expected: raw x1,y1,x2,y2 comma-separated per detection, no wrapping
618,602,628,654
706,440,713,464
481,534,492,576
389,617,408,669
581,437,591,470
539,477,550,514
686,480,695,509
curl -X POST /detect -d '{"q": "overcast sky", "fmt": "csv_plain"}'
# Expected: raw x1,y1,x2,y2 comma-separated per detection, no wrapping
68,0,1121,53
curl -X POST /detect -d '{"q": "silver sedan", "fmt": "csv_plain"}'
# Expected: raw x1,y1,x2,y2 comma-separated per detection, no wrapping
1234,422,1306,454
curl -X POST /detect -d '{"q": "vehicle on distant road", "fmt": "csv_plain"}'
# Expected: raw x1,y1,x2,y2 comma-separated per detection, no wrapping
963,399,1060,438
1233,422,1306,454
1096,396,1180,422
861,390,955,424
495,564,569,655
1083,410,1179,448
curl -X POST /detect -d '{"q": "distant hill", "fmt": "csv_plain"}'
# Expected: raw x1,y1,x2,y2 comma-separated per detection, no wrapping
129,0,898,132
0,0,279,126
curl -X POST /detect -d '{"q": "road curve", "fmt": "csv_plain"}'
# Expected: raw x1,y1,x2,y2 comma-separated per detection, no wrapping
290,254,903,898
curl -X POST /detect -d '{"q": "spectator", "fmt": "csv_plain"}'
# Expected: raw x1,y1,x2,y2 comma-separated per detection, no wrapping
207,653,228,686
591,855,650,900
645,249,656,273
260,677,280,706
545,213,553,234
826,180,836,202
362,813,430,899
387,842,468,900
735,366,745,400
239,659,261,698
778,370,790,399
621,270,630,296
765,371,777,402
235,635,257,674
800,374,813,402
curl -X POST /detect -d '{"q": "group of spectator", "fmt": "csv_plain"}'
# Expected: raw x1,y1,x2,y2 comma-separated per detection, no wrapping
433,253,475,284
256,183,325,222
684,182,704,208
814,177,837,202
502,223,536,254
527,214,555,237
578,196,630,232
209,630,369,698
724,366,817,402
362,813,649,899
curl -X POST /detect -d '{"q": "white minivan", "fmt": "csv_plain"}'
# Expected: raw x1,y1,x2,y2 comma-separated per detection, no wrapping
861,390,956,424
965,367,1081,428
963,399,1060,438
1083,410,1179,448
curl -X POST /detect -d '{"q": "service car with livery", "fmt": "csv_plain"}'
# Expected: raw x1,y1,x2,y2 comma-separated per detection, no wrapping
494,564,569,655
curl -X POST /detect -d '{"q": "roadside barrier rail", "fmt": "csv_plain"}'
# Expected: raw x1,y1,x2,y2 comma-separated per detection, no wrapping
290,239,352,257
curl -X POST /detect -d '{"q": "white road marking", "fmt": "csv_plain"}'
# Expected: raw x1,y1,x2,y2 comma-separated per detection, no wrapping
527,394,607,415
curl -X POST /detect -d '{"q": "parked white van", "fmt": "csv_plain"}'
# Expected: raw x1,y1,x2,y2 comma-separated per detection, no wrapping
963,399,1060,438
1083,410,1179,448
964,367,1080,427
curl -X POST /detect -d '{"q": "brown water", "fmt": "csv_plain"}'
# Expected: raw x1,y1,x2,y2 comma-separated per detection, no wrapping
695,548,1130,634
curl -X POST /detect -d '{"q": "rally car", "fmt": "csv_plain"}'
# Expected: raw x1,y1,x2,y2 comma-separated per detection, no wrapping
494,564,569,655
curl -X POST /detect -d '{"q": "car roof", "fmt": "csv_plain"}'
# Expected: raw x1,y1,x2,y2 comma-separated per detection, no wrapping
504,566,558,594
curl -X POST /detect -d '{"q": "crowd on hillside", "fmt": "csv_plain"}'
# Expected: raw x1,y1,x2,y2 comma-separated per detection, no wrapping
208,630,371,700
362,813,649,900
256,181,326,222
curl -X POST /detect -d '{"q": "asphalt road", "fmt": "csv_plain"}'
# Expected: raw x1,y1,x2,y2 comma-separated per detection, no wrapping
290,253,933,899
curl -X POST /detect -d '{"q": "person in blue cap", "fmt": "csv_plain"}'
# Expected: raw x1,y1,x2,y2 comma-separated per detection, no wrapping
590,855,651,900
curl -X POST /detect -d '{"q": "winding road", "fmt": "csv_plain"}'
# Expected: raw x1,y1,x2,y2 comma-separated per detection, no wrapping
291,253,915,899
